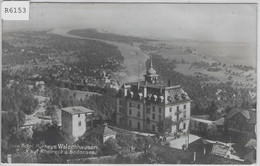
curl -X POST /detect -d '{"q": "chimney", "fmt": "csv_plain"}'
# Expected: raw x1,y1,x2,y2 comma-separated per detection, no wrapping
137,82,140,90
168,80,171,86
143,87,147,98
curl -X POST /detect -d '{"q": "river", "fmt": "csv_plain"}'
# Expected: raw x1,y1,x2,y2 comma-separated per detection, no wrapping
51,29,150,83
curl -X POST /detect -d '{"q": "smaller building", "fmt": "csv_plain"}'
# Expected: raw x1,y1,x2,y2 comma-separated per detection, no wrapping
190,115,224,138
90,124,117,143
225,108,256,146
61,106,94,139
243,139,256,164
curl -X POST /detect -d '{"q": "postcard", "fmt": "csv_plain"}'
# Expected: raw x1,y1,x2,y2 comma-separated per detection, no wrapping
1,1,257,164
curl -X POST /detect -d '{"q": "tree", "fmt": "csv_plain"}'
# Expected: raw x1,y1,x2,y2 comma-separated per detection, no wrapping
207,101,219,121
2,110,25,137
100,138,120,155
116,132,135,151
157,117,174,136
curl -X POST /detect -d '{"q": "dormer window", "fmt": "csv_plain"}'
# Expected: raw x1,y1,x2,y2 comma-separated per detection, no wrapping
153,95,157,101
130,91,134,98
182,93,187,99
138,93,143,100
174,94,180,101
160,96,164,103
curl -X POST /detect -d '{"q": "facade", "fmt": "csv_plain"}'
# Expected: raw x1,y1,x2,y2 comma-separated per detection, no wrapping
225,108,256,146
61,106,94,139
116,60,192,133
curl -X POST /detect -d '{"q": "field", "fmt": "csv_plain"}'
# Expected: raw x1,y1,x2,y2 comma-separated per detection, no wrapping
140,40,256,89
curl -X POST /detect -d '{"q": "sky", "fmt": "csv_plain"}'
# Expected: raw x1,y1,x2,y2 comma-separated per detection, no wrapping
3,3,257,43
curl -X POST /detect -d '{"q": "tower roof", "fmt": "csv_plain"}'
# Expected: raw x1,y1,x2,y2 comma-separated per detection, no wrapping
146,57,157,75
147,67,157,75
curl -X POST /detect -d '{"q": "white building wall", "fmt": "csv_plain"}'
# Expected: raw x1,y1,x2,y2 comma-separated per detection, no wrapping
72,114,87,139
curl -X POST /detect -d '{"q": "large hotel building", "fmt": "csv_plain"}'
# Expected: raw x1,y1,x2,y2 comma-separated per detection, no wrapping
116,60,192,133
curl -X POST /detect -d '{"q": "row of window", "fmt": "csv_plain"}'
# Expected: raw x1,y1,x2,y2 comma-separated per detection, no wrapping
64,121,83,128
128,109,186,120
62,111,87,118
146,114,162,124
129,109,141,117
129,102,141,109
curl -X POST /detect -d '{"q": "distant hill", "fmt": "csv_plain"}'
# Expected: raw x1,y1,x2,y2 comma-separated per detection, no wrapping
68,28,155,44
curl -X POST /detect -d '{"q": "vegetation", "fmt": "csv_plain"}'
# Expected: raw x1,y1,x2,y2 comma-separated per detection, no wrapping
157,117,174,136
2,83,39,115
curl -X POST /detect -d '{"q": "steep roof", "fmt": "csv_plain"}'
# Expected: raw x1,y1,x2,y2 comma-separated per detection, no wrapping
213,117,225,126
226,108,256,124
245,139,256,149
225,108,242,120
61,106,94,115
91,125,117,136
147,67,157,75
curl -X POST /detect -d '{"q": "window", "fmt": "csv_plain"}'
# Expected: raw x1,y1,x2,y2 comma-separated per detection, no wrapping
183,111,186,118
138,122,140,130
78,114,81,118
184,105,186,109
129,120,132,127
153,106,155,112
138,104,140,109
147,118,150,124
137,111,140,117
119,100,122,105
159,115,162,121
152,114,155,120
129,102,132,107
159,107,162,113
119,107,123,113
147,108,150,114
152,125,155,131
129,109,132,115
78,121,81,126
170,108,172,112
177,106,179,111
183,123,186,129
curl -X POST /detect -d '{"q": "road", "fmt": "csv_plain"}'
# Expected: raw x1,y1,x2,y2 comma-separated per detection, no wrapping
51,29,150,83
24,95,51,126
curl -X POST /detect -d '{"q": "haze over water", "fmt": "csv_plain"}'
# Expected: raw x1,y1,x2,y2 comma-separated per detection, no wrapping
3,3,257,66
